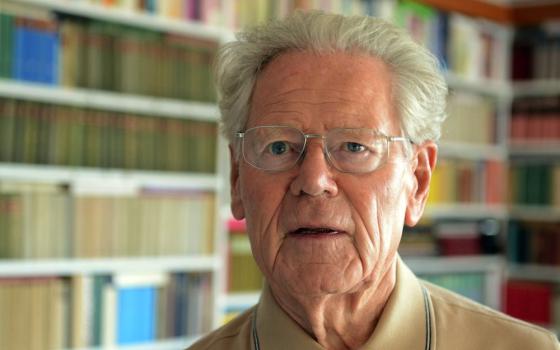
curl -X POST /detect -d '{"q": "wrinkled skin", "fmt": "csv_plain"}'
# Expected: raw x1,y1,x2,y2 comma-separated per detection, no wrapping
230,51,437,350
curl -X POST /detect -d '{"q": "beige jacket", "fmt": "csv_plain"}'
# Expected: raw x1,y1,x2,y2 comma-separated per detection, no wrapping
188,258,560,350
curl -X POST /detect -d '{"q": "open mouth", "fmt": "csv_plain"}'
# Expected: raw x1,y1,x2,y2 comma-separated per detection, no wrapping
290,227,341,236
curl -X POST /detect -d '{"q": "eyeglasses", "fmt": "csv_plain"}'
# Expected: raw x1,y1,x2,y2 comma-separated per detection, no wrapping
235,125,410,173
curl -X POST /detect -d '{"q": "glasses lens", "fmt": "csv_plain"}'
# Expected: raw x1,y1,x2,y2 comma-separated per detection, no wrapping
242,126,305,171
326,129,387,173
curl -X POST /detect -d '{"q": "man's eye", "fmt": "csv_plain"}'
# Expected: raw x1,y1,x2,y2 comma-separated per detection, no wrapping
344,142,366,153
268,141,289,155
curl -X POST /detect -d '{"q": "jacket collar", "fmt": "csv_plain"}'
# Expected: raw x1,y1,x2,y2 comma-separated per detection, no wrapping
255,256,428,350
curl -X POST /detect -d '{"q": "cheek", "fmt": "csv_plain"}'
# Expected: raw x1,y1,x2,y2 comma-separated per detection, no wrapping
349,167,409,265
239,168,290,272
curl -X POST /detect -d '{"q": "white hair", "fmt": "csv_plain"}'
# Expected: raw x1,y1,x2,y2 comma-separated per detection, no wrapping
214,10,448,146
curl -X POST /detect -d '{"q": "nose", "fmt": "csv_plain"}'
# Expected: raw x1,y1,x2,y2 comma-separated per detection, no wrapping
289,141,338,197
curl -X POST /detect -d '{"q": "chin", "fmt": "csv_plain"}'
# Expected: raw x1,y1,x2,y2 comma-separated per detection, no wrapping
275,265,363,297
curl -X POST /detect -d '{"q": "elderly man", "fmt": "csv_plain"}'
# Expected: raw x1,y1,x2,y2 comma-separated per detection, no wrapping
189,11,560,350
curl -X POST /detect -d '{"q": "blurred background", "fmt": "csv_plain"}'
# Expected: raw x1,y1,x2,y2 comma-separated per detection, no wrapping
0,0,559,349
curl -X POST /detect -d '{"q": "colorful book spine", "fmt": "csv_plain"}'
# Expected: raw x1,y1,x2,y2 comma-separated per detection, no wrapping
505,280,554,327
427,159,505,205
0,181,216,259
507,221,560,266
0,98,217,173
512,25,560,81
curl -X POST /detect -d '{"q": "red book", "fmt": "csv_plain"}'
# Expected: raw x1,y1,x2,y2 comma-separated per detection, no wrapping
510,99,530,142
504,280,552,326
436,222,481,256
439,236,481,256
485,160,506,204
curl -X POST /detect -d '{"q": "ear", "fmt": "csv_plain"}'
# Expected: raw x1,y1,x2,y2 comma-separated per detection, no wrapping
229,144,246,220
405,141,438,227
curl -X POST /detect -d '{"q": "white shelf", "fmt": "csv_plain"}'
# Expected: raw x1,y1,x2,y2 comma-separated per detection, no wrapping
0,79,220,122
424,203,508,219
0,163,222,191
405,255,504,274
445,72,512,99
0,256,221,277
10,0,233,42
507,264,560,283
513,79,560,97
509,142,560,157
438,141,507,160
509,205,560,222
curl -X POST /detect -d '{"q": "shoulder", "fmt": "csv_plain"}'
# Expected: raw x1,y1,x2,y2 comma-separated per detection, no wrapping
186,307,254,350
423,281,559,350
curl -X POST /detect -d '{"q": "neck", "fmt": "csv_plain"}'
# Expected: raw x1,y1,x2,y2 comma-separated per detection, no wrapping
269,260,398,350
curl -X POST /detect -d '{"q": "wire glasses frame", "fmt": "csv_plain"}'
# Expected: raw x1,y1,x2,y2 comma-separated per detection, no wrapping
234,125,411,173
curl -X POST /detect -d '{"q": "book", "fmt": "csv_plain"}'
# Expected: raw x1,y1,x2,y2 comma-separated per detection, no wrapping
435,220,482,256
114,273,166,345
505,280,553,327
0,97,218,173
507,221,560,266
0,277,68,349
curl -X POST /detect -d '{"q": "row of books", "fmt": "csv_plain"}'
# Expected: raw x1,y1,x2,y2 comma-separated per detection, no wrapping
396,1,508,82
504,280,560,331
228,219,263,293
93,0,511,87
512,25,560,81
441,90,497,145
427,159,505,205
0,181,216,259
508,163,560,206
510,97,560,143
507,221,560,266
401,219,501,257
71,0,385,29
0,99,217,173
0,12,217,101
420,272,485,304
0,272,213,349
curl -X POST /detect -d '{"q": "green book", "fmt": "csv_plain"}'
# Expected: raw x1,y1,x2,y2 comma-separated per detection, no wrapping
516,164,529,205
540,164,552,205
67,107,85,167
35,104,51,165
0,14,14,78
0,99,16,162
85,21,106,90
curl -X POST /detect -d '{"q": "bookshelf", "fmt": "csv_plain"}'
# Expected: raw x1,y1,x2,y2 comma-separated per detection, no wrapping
0,0,230,348
2,0,559,345
10,0,232,41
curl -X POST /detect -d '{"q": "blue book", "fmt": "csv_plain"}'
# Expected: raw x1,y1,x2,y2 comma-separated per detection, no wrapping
39,27,53,84
24,21,37,82
12,18,26,80
34,25,46,83
431,11,449,71
117,285,158,344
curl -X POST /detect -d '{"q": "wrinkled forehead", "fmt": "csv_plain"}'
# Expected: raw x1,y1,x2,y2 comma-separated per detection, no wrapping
247,50,401,135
